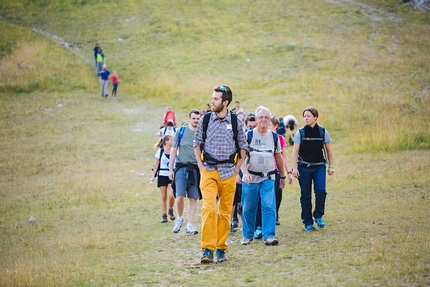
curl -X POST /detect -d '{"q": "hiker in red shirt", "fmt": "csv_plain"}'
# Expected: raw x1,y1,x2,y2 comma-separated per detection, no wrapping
163,107,176,127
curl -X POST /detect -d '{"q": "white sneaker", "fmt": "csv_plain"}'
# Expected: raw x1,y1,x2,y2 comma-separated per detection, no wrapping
241,237,253,245
173,218,184,233
185,226,198,235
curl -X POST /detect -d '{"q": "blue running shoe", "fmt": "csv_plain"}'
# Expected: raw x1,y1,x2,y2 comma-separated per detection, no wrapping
201,248,213,264
254,226,263,239
304,224,315,232
315,217,325,228
216,249,228,263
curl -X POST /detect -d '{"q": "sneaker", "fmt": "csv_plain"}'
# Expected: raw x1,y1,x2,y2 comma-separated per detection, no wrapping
253,226,263,239
201,248,214,264
161,214,168,223
304,224,315,232
185,226,198,235
264,237,279,246
315,217,325,228
168,208,175,221
232,218,239,228
240,237,253,245
216,249,228,263
173,218,184,233
230,224,237,234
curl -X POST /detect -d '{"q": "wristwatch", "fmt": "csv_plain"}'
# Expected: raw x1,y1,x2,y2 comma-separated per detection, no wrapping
280,175,286,179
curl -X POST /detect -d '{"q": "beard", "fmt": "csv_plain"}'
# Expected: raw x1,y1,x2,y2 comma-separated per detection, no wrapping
212,104,223,113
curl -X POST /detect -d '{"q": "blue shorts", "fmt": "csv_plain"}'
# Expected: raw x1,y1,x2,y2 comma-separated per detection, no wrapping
174,167,201,199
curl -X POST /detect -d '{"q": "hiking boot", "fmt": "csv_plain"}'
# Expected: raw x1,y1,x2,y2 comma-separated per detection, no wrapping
241,237,253,245
230,224,237,234
264,237,279,246
253,226,263,239
201,248,214,264
185,226,198,235
161,214,168,223
216,249,228,263
172,218,184,233
304,224,315,232
232,218,239,228
168,208,175,221
315,217,325,228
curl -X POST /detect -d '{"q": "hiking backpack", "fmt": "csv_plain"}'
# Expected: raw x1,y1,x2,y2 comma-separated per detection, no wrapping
298,126,327,165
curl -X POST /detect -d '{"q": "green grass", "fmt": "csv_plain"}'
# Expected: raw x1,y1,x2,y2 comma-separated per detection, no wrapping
0,0,429,286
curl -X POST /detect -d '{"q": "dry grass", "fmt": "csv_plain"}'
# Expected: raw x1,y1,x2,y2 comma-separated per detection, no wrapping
0,0,429,286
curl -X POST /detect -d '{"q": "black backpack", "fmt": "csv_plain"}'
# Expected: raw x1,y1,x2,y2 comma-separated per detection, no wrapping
200,111,241,164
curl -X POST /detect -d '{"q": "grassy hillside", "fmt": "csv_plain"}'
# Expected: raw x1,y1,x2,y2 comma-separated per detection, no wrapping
1,0,429,152
0,0,429,286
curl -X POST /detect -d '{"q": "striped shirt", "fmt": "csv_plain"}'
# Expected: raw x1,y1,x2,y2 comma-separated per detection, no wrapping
194,111,248,180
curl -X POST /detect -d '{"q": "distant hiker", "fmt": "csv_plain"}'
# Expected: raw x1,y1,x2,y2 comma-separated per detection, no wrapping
284,114,298,146
231,100,241,113
156,120,177,138
100,65,110,97
291,106,335,232
276,116,286,138
93,43,101,66
204,103,211,114
163,107,176,127
111,70,119,97
151,135,176,223
96,47,104,76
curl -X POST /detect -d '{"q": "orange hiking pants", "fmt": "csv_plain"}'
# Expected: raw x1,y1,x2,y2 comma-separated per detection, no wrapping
200,168,236,251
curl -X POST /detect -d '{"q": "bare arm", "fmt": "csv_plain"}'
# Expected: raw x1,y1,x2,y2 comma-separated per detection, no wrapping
168,146,178,180
325,142,335,175
151,157,160,183
275,152,286,189
292,142,300,179
194,146,205,170
281,147,293,184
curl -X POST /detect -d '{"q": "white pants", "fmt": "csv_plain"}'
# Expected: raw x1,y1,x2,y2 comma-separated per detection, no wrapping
100,79,108,97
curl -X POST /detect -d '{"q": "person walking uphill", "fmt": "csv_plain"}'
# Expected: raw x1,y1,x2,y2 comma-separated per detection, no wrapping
240,106,287,246
194,85,248,264
292,106,335,232
169,110,202,235
100,65,110,97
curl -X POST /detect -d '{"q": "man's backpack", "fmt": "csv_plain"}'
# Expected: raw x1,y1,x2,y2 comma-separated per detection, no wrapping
298,125,327,165
246,129,279,154
200,111,241,164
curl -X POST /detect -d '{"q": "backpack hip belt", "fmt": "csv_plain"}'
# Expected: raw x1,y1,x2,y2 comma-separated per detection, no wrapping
248,170,276,179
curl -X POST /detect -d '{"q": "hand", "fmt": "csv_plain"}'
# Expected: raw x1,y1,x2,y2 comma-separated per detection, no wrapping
235,174,242,184
150,177,155,184
242,174,252,184
280,178,286,189
287,174,293,184
168,171,174,181
292,168,300,179
328,168,335,175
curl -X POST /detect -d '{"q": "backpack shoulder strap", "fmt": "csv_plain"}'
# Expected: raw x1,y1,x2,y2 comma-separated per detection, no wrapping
177,126,186,147
156,147,164,175
272,131,278,153
246,129,253,144
230,112,241,159
299,127,305,145
202,112,211,143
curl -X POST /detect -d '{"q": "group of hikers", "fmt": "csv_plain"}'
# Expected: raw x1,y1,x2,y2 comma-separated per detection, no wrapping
150,85,335,264
93,43,119,98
